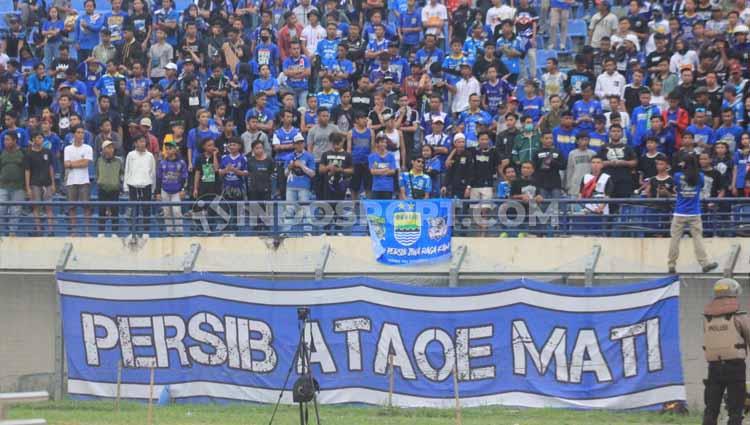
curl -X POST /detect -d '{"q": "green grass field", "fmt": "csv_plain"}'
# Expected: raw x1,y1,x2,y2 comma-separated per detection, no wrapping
8,400,704,425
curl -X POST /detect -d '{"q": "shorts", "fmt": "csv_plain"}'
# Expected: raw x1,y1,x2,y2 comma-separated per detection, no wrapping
350,163,372,193
67,183,91,202
30,185,54,201
470,187,494,209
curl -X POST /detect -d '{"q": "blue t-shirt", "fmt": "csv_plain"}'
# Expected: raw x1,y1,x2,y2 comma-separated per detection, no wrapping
642,128,675,156
282,56,311,90
0,128,30,150
316,89,341,110
76,13,105,50
95,74,120,97
255,43,280,75
495,36,525,75
220,153,248,188
734,151,750,189
552,126,578,159
520,96,544,123
481,79,512,116
399,10,422,46
316,38,340,69
458,110,492,148
285,150,316,190
187,127,220,166
104,10,129,44
252,78,281,115
587,130,608,153
630,104,660,149
722,99,745,127
327,59,354,90
369,151,397,192
572,99,603,131
127,77,151,102
551,0,572,9
415,47,445,69
686,124,714,147
399,171,432,198
674,172,703,216
713,125,743,150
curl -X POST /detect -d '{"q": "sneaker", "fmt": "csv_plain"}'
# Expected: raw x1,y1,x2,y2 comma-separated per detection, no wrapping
97,233,106,238
702,262,719,273
518,232,527,238
499,232,509,238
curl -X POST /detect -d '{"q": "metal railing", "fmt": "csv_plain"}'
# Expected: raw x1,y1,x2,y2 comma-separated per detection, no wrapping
0,198,748,238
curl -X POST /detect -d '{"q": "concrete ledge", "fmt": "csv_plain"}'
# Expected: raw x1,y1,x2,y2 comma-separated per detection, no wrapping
1,236,745,277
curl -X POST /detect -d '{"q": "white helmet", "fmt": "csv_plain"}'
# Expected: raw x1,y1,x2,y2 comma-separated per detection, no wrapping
734,24,749,34
713,278,742,298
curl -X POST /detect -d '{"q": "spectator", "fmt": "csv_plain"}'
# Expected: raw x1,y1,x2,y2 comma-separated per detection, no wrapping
368,134,398,200
63,125,93,234
667,154,718,274
565,132,595,196
512,115,541,165
0,132,26,235
533,130,566,199
548,0,572,51
400,155,432,200
441,132,472,199
24,132,55,234
580,156,613,215
284,134,316,229
124,134,156,235
247,140,275,202
95,140,123,235
155,141,188,233
219,137,249,230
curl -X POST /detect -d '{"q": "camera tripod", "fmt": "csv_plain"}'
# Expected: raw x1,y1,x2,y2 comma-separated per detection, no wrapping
268,308,321,425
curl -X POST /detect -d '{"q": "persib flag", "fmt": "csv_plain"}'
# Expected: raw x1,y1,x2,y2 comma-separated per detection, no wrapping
58,273,685,410
364,200,452,265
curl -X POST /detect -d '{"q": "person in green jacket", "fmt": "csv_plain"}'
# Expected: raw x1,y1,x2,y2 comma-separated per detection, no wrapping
511,115,542,166
0,132,26,235
96,141,124,234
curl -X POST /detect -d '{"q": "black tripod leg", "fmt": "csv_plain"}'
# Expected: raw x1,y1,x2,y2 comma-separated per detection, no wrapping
299,402,305,425
313,392,322,425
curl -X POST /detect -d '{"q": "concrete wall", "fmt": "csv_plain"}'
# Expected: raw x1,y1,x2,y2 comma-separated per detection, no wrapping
1,235,748,409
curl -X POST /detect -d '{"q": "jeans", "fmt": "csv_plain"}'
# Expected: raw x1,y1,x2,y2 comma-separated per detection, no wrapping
0,188,25,234
284,187,311,232
549,8,570,49
85,97,98,121
539,188,563,200
43,41,61,69
667,215,710,269
284,86,308,109
161,190,183,234
521,47,537,80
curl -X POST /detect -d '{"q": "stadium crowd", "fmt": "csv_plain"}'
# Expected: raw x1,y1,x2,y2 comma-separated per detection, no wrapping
0,0,748,234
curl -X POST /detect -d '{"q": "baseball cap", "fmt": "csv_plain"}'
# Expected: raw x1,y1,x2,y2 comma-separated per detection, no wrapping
101,140,114,150
165,62,178,71
164,140,177,148
453,132,466,141
293,133,305,143
694,86,708,95
140,117,152,128
382,112,393,121
431,115,445,124
724,84,737,93
508,96,518,103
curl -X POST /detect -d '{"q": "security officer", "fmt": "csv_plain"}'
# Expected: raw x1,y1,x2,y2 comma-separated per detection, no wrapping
703,278,750,425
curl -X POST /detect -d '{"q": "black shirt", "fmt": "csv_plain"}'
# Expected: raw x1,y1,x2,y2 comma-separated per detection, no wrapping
511,176,539,198
50,58,78,87
469,146,500,187
23,148,52,187
702,168,726,198
351,91,373,116
246,155,274,192
195,154,220,195
320,149,353,194
638,152,659,180
444,150,473,192
533,147,566,190
597,143,637,195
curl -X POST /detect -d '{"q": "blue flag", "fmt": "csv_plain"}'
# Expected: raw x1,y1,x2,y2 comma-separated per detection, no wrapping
364,200,453,265
58,273,685,410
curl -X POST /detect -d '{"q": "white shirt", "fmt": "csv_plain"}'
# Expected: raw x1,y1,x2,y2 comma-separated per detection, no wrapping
301,24,326,56
595,71,626,110
63,143,93,186
589,12,618,47
669,50,699,74
452,76,481,113
421,3,448,37
124,149,156,189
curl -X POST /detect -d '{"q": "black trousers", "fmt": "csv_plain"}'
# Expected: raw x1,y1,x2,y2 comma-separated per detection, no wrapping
98,189,120,232
703,359,746,425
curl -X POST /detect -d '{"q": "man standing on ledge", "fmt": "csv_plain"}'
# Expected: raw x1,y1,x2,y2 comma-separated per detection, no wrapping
702,278,750,425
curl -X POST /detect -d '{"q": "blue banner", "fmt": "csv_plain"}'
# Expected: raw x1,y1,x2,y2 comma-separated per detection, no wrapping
364,200,452,265
58,273,685,410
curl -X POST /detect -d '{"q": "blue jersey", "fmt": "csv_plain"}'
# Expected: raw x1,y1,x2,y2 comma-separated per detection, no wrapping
42,133,62,153
273,127,302,163
316,90,341,110
686,124,714,147
220,153,248,188
152,8,179,45
572,99,603,131
369,152,397,192
350,127,372,164
481,80,512,115
252,78,281,116
399,171,432,198
285,151,316,190
496,36,525,75
713,126,743,151
399,10,422,46
127,77,151,102
254,43,280,75
458,110,492,148
0,128,30,150
463,37,486,63
552,127,577,159
282,56,311,90
722,99,745,127
587,130,608,153
316,38,340,69
95,74,120,97
78,62,104,97
520,96,544,123
415,47,445,69
187,127,220,167
327,59,354,91
104,11,128,44
630,104,660,150
76,13,105,50
442,54,471,86
642,128,675,156
733,151,750,189
673,172,703,215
